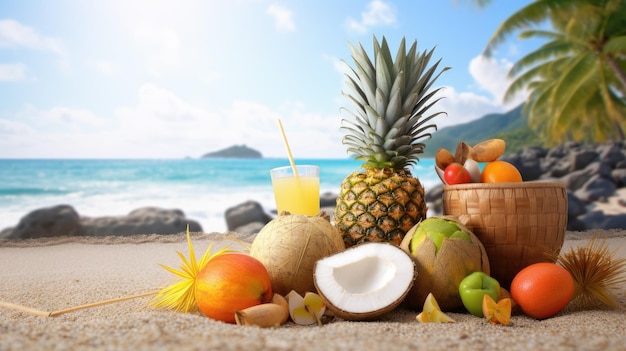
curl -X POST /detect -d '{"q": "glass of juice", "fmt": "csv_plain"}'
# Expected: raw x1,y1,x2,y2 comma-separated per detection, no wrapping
270,165,320,216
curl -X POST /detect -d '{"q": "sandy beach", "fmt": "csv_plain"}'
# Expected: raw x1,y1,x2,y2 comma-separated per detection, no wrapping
1,229,625,351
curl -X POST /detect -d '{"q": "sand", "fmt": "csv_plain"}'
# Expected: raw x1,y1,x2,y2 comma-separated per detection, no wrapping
1,230,625,351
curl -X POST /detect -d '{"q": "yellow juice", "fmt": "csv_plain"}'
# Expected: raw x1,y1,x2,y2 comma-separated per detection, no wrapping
271,175,320,216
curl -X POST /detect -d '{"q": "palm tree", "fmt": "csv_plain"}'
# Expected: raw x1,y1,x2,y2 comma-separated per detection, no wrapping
478,0,626,143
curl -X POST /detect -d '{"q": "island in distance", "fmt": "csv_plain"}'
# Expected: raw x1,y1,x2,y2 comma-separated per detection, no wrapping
201,144,263,159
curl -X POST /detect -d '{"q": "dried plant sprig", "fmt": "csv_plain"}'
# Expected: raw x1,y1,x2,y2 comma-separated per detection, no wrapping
557,236,626,311
150,226,233,313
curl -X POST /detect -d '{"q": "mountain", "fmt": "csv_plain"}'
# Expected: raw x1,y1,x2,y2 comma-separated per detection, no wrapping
422,104,536,157
201,144,263,159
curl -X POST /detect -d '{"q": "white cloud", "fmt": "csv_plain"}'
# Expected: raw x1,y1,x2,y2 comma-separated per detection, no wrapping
436,87,501,128
397,54,529,129
87,59,116,76
266,4,296,32
112,84,343,158
133,25,181,77
0,62,26,81
0,105,108,157
0,117,33,135
0,19,65,55
345,0,396,33
20,105,106,131
469,54,527,110
0,82,345,159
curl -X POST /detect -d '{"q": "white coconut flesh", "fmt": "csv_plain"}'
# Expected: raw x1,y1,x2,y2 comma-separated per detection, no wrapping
314,243,415,314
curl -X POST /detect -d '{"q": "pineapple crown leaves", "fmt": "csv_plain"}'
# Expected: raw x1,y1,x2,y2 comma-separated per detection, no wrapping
340,35,450,169
150,225,234,313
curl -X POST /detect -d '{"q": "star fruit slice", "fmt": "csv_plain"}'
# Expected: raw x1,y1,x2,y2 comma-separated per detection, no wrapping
482,294,511,325
416,293,455,323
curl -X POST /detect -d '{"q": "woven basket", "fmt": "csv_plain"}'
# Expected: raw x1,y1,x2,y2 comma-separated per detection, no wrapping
442,181,568,288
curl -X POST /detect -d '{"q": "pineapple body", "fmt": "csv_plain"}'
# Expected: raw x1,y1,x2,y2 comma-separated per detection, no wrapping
335,36,447,247
335,168,426,247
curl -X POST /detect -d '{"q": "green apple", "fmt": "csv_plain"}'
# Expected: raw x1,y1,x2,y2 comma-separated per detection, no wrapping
458,271,500,317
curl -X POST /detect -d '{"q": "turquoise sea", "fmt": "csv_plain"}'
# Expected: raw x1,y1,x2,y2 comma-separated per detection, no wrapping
0,158,440,233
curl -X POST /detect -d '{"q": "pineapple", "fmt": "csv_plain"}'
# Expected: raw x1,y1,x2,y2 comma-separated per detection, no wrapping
335,36,449,247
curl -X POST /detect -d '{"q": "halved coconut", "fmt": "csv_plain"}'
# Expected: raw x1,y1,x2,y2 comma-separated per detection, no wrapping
313,242,416,321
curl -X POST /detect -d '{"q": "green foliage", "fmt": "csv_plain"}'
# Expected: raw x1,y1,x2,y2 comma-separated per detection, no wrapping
492,126,543,154
423,105,527,157
483,0,626,142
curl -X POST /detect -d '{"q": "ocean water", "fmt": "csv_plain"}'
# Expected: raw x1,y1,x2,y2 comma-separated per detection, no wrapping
0,158,440,233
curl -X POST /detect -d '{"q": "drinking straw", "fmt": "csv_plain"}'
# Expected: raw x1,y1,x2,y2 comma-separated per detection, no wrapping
277,118,299,177
0,291,158,317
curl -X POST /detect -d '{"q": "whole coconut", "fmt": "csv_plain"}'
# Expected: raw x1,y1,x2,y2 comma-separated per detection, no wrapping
400,216,490,311
250,211,345,296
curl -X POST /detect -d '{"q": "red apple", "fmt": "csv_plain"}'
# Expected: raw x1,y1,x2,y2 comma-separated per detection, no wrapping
195,253,273,323
444,163,471,185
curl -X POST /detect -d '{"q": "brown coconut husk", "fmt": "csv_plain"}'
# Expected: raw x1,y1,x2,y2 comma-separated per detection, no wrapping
250,212,345,296
400,215,490,311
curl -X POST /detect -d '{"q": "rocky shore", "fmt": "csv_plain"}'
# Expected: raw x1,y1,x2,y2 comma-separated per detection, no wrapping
0,206,202,240
2,141,625,240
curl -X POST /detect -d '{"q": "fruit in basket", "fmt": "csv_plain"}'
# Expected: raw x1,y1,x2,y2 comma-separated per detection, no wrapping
510,262,574,319
463,159,482,183
455,141,473,165
435,148,456,170
472,139,506,162
400,217,490,311
444,163,471,185
481,160,523,183
435,138,507,185
334,36,449,247
458,271,501,317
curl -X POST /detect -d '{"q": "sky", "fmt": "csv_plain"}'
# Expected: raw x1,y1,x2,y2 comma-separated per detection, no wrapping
0,0,538,159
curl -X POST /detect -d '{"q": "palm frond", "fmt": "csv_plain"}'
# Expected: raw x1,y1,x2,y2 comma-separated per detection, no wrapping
150,226,233,313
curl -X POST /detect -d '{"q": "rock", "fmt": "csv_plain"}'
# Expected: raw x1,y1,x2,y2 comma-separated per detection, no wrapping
224,200,272,232
4,205,83,239
231,222,266,238
3,206,202,239
543,158,571,178
567,218,587,231
574,175,617,203
577,211,626,230
570,149,599,171
611,168,626,187
563,161,613,191
320,192,338,208
502,140,625,230
598,142,626,167
425,184,443,215
567,191,587,219
81,207,202,236
600,214,626,230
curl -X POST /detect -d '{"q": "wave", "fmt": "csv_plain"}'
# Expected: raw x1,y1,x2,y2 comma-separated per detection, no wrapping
0,187,70,196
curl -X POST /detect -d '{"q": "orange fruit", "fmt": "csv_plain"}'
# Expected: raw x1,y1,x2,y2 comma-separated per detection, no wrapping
510,262,574,319
480,160,523,183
